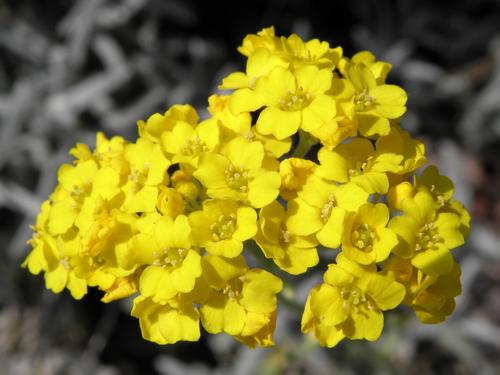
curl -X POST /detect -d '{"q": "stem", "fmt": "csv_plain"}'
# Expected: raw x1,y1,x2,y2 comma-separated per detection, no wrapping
293,130,317,158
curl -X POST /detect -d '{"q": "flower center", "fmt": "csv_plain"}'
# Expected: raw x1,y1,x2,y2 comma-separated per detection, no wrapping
279,224,291,244
429,184,446,206
153,247,187,268
221,277,244,299
340,284,376,314
279,87,313,112
225,164,249,192
415,222,441,252
348,156,374,178
320,194,337,222
92,255,106,267
127,167,148,190
59,256,71,270
210,214,237,241
354,89,375,112
351,223,377,252
181,136,207,156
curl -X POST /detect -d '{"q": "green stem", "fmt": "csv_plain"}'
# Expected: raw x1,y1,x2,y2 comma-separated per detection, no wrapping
294,130,317,158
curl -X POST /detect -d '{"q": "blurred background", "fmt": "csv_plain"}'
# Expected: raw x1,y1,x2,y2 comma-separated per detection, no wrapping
1,0,500,374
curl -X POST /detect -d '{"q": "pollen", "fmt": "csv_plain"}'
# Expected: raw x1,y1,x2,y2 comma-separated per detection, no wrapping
225,164,249,192
153,247,187,268
340,284,375,314
181,136,207,156
415,222,441,252
278,87,313,112
351,223,377,252
320,194,337,222
348,156,374,178
209,213,237,241
354,89,375,112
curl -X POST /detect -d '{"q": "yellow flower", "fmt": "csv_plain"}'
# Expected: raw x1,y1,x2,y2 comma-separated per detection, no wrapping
71,198,136,291
40,230,88,299
156,186,186,218
220,48,288,90
22,200,52,275
279,157,317,200
376,126,427,175
208,94,252,137
287,174,369,248
189,199,257,258
121,138,170,213
47,160,121,235
342,203,398,265
162,117,220,169
126,215,202,303
132,295,200,345
384,256,461,324
301,254,405,347
101,273,139,303
238,26,280,57
306,112,357,151
137,104,199,144
339,51,392,85
389,191,465,277
316,138,404,194
234,310,277,348
208,94,292,158
255,201,318,274
199,255,282,345
415,165,454,207
441,199,471,238
387,181,415,210
344,62,407,136
230,65,336,139
193,137,280,208
278,33,343,70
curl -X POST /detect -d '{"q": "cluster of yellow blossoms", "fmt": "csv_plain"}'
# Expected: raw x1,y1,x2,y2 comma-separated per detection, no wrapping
23,27,470,348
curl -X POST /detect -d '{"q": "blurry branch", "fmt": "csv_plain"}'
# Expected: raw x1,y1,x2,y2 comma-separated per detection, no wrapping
0,181,41,218
71,305,120,375
58,0,105,68
97,0,147,28
46,34,132,128
458,35,500,150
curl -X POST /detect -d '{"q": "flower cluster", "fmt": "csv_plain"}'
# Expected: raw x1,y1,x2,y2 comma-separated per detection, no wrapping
23,27,470,348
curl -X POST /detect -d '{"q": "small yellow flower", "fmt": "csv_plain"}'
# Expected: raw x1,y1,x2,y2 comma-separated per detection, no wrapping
339,51,392,85
389,191,465,277
121,138,170,213
343,62,407,136
316,138,404,194
238,26,280,57
279,33,343,70
230,65,336,139
189,199,257,258
301,254,405,347
388,181,415,210
127,215,202,303
415,165,454,207
384,256,461,324
193,137,281,208
279,157,317,200
376,126,427,174
137,104,199,144
220,48,288,90
199,255,282,345
255,201,318,274
132,295,200,345
287,174,369,248
341,203,398,265
162,118,220,169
